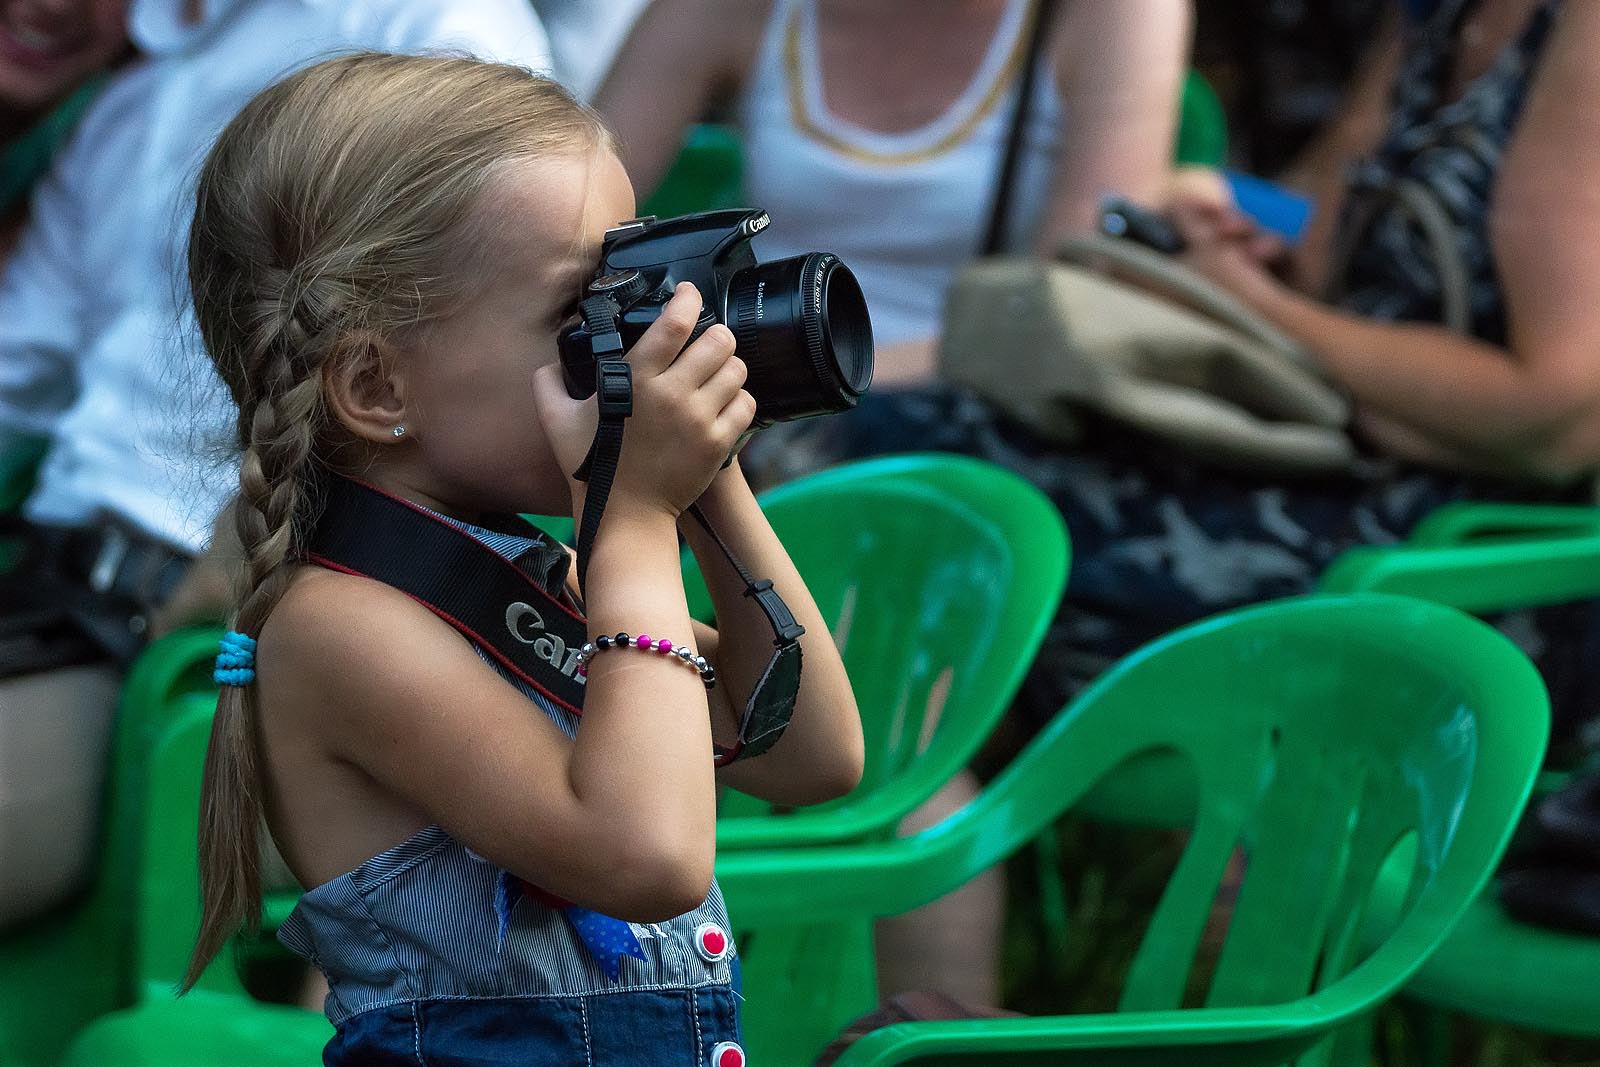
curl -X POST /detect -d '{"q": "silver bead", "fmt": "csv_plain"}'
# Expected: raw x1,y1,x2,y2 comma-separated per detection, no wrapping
693,656,709,672
675,646,694,661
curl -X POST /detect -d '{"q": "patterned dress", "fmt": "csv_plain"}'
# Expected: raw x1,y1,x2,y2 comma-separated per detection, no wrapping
744,0,1598,759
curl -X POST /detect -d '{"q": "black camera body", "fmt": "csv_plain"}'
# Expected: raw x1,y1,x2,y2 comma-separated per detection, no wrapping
558,208,873,427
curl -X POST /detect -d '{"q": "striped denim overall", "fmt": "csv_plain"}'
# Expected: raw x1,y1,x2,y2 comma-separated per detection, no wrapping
278,519,745,1066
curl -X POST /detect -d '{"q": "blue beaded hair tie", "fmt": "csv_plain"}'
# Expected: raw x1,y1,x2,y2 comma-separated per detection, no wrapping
214,631,258,687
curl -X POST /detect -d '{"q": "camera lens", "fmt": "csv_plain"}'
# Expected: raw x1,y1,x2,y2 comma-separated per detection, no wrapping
727,252,873,424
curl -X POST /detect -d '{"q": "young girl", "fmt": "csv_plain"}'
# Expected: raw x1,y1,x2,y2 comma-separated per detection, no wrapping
182,52,864,1065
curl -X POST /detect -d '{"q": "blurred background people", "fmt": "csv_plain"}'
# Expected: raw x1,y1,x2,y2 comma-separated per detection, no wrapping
0,0,552,932
825,0,1600,778
598,0,1189,386
0,0,129,258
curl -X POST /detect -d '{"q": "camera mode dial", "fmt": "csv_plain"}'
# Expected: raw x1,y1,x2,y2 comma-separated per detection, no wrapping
587,269,652,307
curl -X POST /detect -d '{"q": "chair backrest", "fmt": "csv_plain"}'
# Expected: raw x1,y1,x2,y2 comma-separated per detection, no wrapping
691,454,1069,831
719,595,1547,1038
0,628,230,1064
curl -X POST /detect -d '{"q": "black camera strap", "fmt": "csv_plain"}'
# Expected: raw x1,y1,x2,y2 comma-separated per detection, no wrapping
305,473,802,764
567,294,805,762
306,474,590,715
572,294,631,593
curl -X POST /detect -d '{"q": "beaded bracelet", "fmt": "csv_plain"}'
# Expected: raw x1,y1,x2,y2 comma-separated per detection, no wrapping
576,632,716,689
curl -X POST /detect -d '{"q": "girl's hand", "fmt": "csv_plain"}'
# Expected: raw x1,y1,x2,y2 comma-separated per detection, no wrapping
533,282,756,518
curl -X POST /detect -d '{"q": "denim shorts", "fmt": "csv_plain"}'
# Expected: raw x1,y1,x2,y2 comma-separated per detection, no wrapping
323,978,742,1067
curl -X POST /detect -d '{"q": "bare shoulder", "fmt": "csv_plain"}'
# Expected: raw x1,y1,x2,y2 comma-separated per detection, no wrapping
259,566,435,692
255,565,485,745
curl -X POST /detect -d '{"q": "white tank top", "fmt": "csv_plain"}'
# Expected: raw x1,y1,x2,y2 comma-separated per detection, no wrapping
738,0,1062,345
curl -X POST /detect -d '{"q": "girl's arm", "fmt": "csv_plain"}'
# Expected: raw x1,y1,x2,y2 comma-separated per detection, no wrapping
1172,3,1600,481
268,289,752,923
1033,0,1191,245
267,538,716,923
679,460,865,808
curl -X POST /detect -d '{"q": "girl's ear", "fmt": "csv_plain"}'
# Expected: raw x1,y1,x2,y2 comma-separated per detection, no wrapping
322,333,409,445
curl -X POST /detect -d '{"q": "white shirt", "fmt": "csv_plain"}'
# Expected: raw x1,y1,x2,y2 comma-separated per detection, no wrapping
739,0,1061,345
0,0,553,551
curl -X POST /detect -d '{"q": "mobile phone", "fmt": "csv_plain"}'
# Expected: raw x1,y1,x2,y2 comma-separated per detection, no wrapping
1098,196,1186,255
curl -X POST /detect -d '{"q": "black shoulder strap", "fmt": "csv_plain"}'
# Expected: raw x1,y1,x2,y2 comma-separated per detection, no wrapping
980,0,1060,256
305,476,590,715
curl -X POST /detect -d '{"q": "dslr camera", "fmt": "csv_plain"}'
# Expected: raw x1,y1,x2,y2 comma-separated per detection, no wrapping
558,208,874,426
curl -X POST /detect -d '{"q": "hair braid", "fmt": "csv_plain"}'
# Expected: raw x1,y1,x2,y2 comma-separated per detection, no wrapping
186,310,327,989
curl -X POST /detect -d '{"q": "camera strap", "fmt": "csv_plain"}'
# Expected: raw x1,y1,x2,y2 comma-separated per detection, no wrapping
568,294,805,763
304,473,801,763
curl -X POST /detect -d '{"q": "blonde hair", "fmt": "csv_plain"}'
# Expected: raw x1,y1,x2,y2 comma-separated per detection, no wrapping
184,52,610,991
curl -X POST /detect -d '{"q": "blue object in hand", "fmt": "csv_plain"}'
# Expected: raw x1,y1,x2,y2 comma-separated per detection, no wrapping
1224,171,1313,244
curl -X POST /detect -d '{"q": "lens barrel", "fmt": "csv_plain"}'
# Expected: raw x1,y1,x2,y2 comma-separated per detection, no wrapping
727,253,873,424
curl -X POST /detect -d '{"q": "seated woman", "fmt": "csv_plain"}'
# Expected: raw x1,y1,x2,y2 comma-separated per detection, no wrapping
596,0,1191,485
0,0,128,258
863,0,1600,767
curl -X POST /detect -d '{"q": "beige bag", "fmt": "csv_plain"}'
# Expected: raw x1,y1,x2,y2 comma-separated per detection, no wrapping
939,233,1360,475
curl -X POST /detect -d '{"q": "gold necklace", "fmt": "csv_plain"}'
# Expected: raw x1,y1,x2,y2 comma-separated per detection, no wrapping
782,0,1042,167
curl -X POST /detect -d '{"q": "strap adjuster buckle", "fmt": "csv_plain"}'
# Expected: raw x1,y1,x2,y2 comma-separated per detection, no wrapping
596,359,633,418
743,578,806,645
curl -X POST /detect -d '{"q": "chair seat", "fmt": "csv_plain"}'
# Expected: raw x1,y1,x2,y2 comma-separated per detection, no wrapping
62,995,331,1067
1404,891,1600,1037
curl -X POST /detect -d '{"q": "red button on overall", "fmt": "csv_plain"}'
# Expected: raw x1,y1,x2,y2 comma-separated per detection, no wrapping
709,1040,745,1067
694,921,730,963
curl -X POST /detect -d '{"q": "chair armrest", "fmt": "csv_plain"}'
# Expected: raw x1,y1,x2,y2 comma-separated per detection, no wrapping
717,770,958,850
1317,537,1600,613
1409,502,1600,546
829,1004,1329,1067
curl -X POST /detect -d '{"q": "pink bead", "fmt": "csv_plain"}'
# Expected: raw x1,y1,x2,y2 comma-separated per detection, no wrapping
636,634,650,648
657,638,673,652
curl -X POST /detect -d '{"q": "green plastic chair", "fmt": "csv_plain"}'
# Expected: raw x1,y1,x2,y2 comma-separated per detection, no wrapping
704,454,1069,849
693,455,1069,1058
716,594,1549,1067
58,691,333,1067
1176,69,1228,168
0,625,238,1067
539,452,1072,851
1317,504,1600,1048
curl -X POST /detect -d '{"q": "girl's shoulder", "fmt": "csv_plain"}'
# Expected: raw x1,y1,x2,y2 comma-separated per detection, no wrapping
258,563,470,723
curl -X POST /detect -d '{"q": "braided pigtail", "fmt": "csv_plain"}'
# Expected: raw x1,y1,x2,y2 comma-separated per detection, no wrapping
185,322,325,989
180,51,610,992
